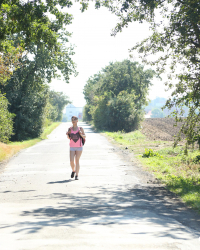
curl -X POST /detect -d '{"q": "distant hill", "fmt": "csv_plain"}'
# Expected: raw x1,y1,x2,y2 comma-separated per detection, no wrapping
145,97,166,111
145,97,188,118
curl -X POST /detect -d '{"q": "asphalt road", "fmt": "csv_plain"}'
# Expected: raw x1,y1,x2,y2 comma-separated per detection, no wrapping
0,122,200,250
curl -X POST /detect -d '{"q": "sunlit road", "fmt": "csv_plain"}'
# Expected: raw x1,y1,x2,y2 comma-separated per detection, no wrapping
0,122,200,250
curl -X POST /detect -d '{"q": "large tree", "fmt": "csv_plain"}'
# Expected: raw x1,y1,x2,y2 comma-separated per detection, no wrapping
83,60,155,131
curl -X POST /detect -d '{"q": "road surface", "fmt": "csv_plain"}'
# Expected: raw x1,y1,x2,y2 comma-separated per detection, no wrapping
0,122,200,250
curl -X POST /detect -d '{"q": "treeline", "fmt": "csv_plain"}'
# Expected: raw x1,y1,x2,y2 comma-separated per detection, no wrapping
0,86,70,142
0,1,76,142
83,60,155,132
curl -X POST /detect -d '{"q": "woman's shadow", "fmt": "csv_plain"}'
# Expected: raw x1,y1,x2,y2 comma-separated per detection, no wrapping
47,180,73,184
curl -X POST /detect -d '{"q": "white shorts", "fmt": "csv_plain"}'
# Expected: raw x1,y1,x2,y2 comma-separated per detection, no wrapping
70,147,83,152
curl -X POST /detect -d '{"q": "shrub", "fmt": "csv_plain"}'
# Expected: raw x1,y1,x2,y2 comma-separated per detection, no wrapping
193,155,200,164
142,148,161,158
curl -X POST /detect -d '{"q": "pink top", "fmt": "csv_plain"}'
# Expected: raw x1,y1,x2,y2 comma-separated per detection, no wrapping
69,127,82,147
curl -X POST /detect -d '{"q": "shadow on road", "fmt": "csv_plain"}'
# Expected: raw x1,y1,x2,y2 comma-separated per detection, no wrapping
47,180,73,184
4,184,200,240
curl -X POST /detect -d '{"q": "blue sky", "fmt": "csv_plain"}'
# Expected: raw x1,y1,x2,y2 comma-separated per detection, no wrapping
49,2,171,107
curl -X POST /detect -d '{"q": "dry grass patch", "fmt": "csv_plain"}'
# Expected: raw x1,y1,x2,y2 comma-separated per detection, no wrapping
0,142,21,161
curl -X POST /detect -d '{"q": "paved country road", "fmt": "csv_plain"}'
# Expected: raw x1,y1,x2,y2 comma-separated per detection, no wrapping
0,122,200,250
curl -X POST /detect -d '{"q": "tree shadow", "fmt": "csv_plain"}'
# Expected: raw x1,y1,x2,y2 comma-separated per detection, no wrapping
3,184,200,241
1,190,35,194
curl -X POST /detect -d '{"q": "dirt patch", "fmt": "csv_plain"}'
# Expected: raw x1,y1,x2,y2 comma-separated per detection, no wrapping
141,118,184,141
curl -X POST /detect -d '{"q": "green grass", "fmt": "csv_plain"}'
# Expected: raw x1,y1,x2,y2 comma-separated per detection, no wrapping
0,122,60,162
104,130,200,213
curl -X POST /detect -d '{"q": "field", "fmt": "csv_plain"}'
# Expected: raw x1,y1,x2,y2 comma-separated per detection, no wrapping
141,118,184,141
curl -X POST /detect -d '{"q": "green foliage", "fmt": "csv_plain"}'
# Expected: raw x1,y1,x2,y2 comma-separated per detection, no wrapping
83,60,155,131
193,155,200,164
83,104,92,122
142,148,161,158
1,80,49,141
0,0,73,50
0,91,15,142
0,41,23,85
48,91,71,121
151,108,164,118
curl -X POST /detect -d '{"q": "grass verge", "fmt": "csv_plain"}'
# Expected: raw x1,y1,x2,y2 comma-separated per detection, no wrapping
0,122,60,163
104,130,200,213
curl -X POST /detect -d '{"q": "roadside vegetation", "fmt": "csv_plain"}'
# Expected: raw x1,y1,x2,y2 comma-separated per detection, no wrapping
104,130,200,213
0,122,60,163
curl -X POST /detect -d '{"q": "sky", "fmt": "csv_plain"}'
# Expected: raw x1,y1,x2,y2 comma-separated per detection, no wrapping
49,2,171,108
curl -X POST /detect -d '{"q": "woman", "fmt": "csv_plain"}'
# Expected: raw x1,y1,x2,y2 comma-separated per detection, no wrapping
66,116,86,180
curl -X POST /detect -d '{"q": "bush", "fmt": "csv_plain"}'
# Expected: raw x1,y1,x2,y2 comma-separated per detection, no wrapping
142,148,161,158
193,155,200,164
92,91,144,132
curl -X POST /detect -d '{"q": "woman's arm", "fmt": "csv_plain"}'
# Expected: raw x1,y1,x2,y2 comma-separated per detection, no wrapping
66,127,71,139
79,127,86,138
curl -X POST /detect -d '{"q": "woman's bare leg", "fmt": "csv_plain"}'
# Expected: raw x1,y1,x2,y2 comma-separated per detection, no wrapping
75,151,82,176
75,156,77,170
70,151,76,172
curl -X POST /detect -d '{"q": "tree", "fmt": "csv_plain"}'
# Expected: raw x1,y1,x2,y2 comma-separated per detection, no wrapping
83,104,92,122
151,108,164,118
83,60,155,131
1,79,49,141
82,0,200,151
49,91,71,122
